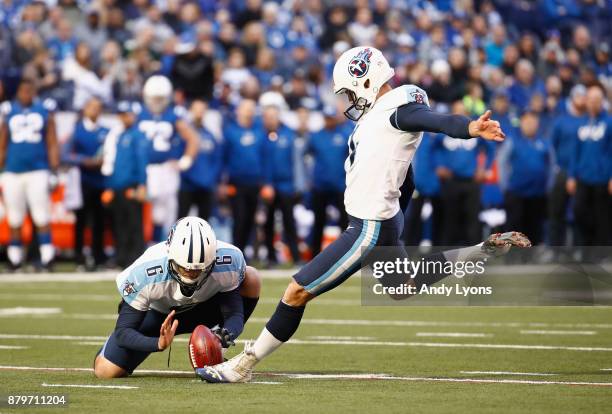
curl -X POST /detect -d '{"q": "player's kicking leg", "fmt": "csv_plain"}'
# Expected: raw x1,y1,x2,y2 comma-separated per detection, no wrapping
195,226,530,383
195,213,401,383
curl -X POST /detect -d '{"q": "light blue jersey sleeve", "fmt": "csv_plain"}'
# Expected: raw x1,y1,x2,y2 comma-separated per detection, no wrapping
211,241,247,292
115,243,170,311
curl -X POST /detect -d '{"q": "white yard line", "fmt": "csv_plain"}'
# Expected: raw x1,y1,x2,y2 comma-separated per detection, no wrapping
284,338,612,352
520,330,597,336
0,269,297,283
416,332,492,338
0,294,359,306
42,382,138,390
0,307,62,316
460,371,557,376
274,373,612,387
6,312,612,331
253,317,612,330
0,345,28,349
1,365,611,387
307,336,377,341
0,334,109,341
2,333,612,352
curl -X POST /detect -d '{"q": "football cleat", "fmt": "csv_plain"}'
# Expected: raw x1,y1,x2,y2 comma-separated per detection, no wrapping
195,342,258,383
482,231,532,256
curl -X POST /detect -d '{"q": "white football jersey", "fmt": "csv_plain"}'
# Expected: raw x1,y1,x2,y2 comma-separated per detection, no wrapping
344,84,429,220
116,240,245,313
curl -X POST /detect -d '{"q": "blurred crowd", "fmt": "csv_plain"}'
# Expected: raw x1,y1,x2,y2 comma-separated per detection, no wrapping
0,0,610,269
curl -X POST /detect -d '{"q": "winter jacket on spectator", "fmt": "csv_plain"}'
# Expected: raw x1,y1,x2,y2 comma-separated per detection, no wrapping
307,123,349,193
432,134,495,179
64,118,108,189
498,131,552,197
550,112,585,173
413,132,441,197
180,126,223,191
101,126,148,190
222,121,268,186
568,112,612,186
265,125,298,194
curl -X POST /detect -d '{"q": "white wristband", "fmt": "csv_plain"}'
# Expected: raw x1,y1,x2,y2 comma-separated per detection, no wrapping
178,155,193,171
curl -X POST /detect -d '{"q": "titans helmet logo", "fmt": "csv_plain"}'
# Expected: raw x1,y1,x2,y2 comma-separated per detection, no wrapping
347,48,373,78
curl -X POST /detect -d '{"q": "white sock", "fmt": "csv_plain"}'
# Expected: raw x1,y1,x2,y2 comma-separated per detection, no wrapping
7,246,22,266
40,244,55,266
443,243,486,263
251,327,283,360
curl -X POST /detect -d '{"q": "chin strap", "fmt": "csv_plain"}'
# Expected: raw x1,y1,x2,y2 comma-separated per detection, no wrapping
167,343,172,367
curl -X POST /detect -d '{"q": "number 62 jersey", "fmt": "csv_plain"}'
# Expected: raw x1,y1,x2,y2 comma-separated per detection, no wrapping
116,240,246,314
1,99,55,173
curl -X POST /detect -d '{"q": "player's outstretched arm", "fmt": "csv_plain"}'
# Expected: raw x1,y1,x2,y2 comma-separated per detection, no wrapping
391,104,505,142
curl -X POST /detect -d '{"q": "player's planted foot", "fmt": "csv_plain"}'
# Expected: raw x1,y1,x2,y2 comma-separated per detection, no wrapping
195,342,258,383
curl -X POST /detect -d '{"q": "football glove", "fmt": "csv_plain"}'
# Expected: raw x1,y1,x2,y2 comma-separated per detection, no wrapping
211,327,235,348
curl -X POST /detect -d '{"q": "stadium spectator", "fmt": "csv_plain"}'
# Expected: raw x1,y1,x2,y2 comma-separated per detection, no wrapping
101,101,148,268
433,101,495,245
170,33,215,102
348,8,377,47
427,59,463,105
106,7,132,45
261,101,300,265
22,49,59,101
508,59,545,110
61,42,113,110
63,97,108,269
404,132,443,246
498,111,552,246
306,105,349,255
566,86,611,258
74,9,107,60
548,84,587,250
178,100,222,221
222,99,269,254
46,18,78,63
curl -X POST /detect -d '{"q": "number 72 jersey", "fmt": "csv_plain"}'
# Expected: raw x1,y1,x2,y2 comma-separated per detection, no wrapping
1,99,55,173
115,240,246,314
135,104,186,164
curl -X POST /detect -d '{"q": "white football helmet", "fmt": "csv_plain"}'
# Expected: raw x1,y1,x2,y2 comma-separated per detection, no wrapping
332,46,395,121
167,216,217,296
143,75,173,114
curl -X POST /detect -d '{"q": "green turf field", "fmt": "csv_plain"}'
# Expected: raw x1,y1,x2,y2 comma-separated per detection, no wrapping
1,272,612,413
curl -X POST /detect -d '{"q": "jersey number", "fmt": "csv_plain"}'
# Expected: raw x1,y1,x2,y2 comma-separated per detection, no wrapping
146,265,164,277
139,120,173,152
216,255,232,265
9,113,44,143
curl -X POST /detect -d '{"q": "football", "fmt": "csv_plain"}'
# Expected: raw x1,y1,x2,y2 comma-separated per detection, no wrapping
188,325,223,369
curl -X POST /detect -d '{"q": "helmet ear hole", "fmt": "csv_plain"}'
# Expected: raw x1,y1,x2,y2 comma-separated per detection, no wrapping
364,79,370,89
